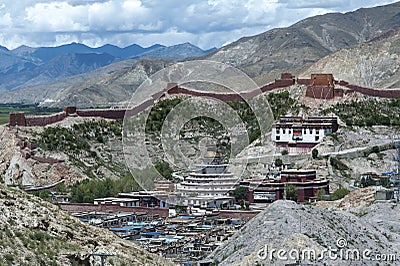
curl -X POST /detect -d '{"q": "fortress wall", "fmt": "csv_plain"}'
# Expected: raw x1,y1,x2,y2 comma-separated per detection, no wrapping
334,88,344,97
310,74,334,87
297,78,310,85
281,73,294,80
167,78,294,101
76,109,126,119
30,156,64,164
305,86,334,99
9,113,27,126
343,84,400,98
274,78,295,87
11,74,400,128
25,112,66,126
125,98,155,118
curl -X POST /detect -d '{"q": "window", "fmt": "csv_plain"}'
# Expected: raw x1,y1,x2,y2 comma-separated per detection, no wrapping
315,136,319,141
277,128,280,134
283,129,286,134
276,136,280,140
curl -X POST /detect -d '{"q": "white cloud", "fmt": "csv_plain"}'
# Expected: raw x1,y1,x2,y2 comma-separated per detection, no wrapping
25,2,88,32
0,13,12,27
0,0,398,49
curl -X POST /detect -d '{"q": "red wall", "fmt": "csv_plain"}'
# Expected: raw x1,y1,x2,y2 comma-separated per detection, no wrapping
76,109,126,119
30,156,63,164
305,86,334,99
25,112,66,126
342,83,400,98
297,79,310,85
9,113,26,126
9,74,400,128
218,210,260,221
59,203,170,218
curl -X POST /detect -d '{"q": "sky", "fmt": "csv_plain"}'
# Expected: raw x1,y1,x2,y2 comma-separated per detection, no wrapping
0,0,398,50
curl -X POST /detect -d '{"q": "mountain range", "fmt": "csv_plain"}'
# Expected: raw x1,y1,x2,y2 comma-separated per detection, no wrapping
1,1,400,106
0,42,215,93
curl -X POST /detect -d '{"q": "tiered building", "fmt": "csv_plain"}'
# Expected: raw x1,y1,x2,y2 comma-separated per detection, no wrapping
175,146,238,208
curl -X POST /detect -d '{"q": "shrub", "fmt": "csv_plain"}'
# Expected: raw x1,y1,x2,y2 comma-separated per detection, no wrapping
231,187,248,202
274,158,283,167
330,188,350,200
312,148,318,159
330,157,348,171
285,184,298,202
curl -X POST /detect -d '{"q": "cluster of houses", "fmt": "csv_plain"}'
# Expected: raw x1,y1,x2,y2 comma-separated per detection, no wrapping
58,115,339,264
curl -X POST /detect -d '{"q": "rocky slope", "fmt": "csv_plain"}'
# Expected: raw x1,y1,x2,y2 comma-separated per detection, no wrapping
0,59,172,107
209,200,400,266
0,183,171,266
0,124,86,187
301,28,400,87
205,2,400,85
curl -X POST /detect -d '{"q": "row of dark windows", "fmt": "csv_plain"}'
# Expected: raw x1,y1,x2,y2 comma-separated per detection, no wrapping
276,128,322,134
275,136,320,141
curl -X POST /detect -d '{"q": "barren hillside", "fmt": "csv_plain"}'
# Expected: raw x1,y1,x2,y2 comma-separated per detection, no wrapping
0,183,171,265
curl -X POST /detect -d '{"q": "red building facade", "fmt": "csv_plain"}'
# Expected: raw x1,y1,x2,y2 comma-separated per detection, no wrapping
250,169,329,203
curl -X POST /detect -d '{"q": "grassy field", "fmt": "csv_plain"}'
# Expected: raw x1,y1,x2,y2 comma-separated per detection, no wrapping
0,104,62,125
0,114,9,125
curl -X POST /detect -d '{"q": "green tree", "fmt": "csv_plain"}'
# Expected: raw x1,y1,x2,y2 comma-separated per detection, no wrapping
154,161,173,180
360,176,376,188
70,173,140,203
330,188,350,200
231,187,248,203
274,158,283,167
380,177,390,188
55,182,67,193
175,204,188,214
316,188,326,201
285,184,298,202
31,189,51,201
312,148,318,159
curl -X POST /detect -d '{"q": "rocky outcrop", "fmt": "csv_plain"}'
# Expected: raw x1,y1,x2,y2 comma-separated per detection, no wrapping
0,183,171,265
301,28,400,88
0,125,84,186
209,200,400,266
